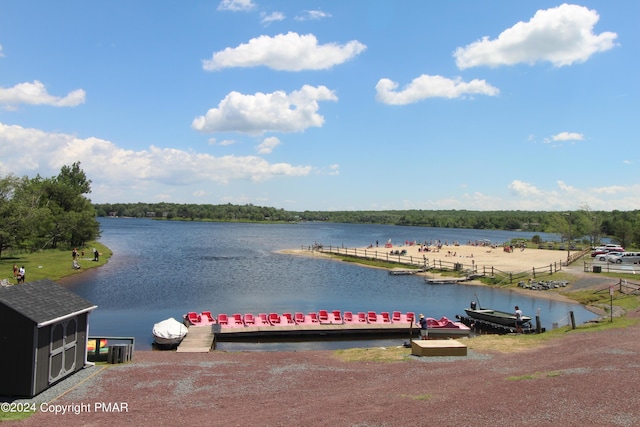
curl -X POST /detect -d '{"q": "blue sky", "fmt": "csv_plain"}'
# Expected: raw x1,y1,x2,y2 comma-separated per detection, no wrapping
0,1,638,211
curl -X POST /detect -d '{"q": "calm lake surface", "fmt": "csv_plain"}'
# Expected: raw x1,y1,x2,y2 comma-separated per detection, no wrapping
62,218,597,350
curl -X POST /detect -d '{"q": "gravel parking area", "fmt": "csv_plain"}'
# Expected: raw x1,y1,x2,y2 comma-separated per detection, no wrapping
6,306,640,427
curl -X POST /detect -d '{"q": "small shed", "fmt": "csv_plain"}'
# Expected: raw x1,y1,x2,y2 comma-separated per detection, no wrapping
0,279,97,397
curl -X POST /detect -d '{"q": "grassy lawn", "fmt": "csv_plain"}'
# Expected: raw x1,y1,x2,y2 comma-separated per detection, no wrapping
0,242,111,285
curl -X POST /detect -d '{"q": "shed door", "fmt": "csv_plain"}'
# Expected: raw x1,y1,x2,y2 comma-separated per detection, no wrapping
49,318,78,383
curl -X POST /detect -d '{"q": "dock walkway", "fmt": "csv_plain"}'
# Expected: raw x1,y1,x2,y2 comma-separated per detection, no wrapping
176,325,215,352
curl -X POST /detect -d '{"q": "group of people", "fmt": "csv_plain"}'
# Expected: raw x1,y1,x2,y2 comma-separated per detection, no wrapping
13,264,25,284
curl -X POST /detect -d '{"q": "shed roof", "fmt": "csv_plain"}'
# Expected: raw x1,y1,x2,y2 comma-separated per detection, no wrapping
0,279,97,327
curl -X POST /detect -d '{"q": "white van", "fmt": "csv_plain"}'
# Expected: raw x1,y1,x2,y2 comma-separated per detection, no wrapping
609,252,640,264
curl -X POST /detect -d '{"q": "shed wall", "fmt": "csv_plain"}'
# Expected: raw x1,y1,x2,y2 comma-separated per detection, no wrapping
0,306,36,396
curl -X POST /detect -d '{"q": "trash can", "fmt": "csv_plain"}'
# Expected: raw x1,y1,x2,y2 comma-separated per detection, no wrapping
107,344,133,364
592,266,601,273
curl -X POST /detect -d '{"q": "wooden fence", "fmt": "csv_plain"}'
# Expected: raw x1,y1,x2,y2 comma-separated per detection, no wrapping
305,245,567,285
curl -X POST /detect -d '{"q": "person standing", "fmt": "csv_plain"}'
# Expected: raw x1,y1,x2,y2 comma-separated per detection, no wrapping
13,264,18,279
418,314,428,340
17,266,25,283
515,306,524,334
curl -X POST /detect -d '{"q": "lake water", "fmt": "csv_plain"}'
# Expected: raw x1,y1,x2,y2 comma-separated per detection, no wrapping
62,218,597,350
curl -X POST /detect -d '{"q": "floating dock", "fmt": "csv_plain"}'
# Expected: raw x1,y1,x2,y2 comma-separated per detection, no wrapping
175,321,473,352
216,322,417,342
388,268,421,275
455,314,542,334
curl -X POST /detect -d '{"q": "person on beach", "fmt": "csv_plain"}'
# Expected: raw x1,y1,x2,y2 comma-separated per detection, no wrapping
515,306,524,334
418,314,428,340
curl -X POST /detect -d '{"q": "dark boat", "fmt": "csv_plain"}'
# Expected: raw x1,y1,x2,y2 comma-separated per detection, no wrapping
464,301,531,326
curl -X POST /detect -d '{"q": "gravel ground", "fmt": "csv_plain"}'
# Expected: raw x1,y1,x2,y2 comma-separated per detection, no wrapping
5,272,640,426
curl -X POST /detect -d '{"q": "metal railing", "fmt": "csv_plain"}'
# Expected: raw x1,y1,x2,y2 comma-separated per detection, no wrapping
87,336,135,363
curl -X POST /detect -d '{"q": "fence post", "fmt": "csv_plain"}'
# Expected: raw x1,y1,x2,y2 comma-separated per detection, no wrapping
569,311,575,329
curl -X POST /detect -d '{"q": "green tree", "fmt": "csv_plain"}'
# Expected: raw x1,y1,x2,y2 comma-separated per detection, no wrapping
42,162,99,248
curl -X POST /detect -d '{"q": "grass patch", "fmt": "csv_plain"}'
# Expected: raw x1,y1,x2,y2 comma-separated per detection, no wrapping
333,346,410,362
466,333,557,353
563,289,640,310
0,241,111,284
332,254,421,270
505,370,561,381
400,393,433,400
0,410,36,421
570,316,638,332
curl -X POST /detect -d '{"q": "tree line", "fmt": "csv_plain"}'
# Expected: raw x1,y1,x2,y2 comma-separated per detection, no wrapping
94,202,640,249
0,162,100,258
2,163,638,257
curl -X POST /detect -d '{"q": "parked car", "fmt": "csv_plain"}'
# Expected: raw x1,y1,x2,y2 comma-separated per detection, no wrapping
591,248,608,257
598,251,624,262
608,252,640,264
604,244,625,252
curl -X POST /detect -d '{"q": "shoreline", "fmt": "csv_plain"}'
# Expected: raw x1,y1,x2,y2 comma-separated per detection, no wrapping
279,246,599,309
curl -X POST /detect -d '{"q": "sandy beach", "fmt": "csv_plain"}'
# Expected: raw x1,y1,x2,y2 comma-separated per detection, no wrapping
360,241,571,272
285,242,576,276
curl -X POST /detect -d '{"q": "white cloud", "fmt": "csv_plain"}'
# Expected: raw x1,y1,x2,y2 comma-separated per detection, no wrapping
592,184,627,195
257,136,281,154
295,10,332,21
551,132,584,142
501,179,640,211
0,121,312,201
375,74,499,105
202,32,366,71
260,11,285,26
0,81,86,108
508,180,544,197
217,0,255,12
0,44,4,58
454,4,618,69
191,85,338,135
542,131,585,145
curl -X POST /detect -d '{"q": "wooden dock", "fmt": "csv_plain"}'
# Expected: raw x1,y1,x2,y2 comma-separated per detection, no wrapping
216,322,416,341
388,268,421,275
176,325,216,352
